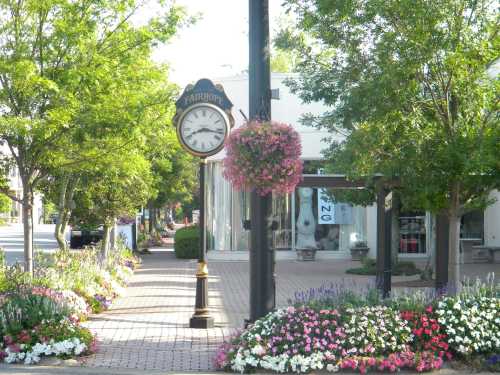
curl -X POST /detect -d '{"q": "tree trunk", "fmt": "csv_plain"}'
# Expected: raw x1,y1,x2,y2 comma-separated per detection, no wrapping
54,177,78,252
55,177,69,251
22,185,34,274
100,222,112,262
110,218,117,251
447,184,462,294
148,203,155,234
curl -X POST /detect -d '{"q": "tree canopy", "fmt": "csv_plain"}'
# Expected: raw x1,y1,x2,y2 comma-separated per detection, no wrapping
0,0,192,270
279,0,499,289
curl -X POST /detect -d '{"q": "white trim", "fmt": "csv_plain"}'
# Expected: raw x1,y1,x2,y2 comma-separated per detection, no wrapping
207,249,352,262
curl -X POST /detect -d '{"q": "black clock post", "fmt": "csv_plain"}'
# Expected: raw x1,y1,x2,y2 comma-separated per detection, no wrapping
189,157,213,328
173,79,234,329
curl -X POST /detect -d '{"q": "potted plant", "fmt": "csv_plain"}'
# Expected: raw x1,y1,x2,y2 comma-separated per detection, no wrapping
296,247,317,261
350,240,369,260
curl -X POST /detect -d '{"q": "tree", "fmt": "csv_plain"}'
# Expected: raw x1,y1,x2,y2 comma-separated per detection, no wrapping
271,50,296,73
147,150,197,229
71,151,154,260
279,0,499,291
0,193,10,214
0,0,186,272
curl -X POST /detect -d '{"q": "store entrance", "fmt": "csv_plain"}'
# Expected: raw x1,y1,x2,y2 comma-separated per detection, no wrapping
270,187,367,253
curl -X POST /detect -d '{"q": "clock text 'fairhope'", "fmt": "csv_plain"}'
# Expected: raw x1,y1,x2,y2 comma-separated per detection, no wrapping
183,92,223,108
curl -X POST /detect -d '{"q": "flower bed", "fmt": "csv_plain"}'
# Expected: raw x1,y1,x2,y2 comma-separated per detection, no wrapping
216,279,499,373
0,239,139,364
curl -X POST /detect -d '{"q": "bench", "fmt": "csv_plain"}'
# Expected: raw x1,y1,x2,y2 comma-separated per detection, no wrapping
472,245,500,263
460,239,482,263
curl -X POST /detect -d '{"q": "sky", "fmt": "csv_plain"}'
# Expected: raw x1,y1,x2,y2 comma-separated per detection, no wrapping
147,0,285,86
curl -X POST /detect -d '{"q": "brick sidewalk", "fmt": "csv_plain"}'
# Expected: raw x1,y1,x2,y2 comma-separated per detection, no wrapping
83,251,233,371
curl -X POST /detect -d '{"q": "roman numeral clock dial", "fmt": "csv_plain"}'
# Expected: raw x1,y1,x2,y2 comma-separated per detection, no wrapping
178,103,229,157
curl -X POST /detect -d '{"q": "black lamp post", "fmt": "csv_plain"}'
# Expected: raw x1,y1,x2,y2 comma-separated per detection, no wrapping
248,0,276,323
189,158,214,328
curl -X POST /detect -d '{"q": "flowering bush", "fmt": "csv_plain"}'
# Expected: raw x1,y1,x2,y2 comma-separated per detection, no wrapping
0,238,139,365
216,278,500,373
341,306,412,355
337,351,444,373
401,307,451,359
30,287,90,321
216,306,446,373
436,295,500,355
1,318,94,364
221,307,346,373
223,121,303,195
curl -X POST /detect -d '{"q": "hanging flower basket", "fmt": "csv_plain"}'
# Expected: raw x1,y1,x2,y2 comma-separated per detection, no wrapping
223,121,303,196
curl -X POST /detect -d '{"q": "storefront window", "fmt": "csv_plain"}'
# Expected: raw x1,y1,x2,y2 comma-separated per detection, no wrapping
206,162,368,253
232,191,250,251
271,193,292,250
295,187,366,252
399,212,426,253
206,163,232,251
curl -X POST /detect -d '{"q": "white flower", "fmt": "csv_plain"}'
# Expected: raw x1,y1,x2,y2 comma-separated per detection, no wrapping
251,344,266,356
327,363,340,372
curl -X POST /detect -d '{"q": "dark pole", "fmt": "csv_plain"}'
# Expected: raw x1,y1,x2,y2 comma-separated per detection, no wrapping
376,188,392,298
435,214,449,292
189,158,214,328
248,0,275,323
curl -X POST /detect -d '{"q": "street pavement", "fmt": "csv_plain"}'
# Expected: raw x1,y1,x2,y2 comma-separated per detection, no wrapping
0,223,58,265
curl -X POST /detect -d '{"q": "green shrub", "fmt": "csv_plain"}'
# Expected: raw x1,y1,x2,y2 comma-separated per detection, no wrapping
174,226,199,259
346,258,421,276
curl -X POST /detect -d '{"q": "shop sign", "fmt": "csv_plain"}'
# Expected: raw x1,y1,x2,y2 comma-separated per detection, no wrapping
317,189,353,225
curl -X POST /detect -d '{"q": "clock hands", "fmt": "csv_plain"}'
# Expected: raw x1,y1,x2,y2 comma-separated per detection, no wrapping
186,127,224,139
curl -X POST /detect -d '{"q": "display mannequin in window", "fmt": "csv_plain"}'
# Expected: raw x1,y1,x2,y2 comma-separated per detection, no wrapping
296,188,317,249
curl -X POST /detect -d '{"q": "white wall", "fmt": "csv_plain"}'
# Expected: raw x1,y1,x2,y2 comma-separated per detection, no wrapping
366,204,378,258
484,190,500,246
117,224,134,249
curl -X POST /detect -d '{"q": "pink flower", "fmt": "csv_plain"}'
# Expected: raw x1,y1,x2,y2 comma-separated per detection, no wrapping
223,121,303,196
7,344,20,353
3,335,13,345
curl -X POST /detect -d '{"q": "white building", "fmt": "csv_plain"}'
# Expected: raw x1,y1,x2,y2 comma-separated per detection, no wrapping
204,73,499,261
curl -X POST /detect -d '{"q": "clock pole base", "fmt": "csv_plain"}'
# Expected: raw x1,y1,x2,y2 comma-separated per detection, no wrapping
189,315,214,329
189,260,214,329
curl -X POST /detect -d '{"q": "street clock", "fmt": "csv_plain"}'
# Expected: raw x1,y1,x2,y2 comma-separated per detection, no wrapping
177,103,229,157
173,78,234,329
174,79,234,158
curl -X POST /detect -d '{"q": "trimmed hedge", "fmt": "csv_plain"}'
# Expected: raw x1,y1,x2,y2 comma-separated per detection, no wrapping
174,226,199,259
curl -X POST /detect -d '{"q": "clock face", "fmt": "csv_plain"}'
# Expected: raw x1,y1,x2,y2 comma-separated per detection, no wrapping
178,105,228,156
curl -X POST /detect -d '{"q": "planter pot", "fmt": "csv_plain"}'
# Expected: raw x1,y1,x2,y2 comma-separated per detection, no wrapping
296,248,317,261
350,247,369,261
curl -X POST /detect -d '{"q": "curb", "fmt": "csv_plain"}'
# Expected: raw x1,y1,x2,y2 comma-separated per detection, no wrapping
0,365,489,375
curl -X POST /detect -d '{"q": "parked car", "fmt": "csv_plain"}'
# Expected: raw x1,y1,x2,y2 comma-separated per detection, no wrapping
70,227,103,248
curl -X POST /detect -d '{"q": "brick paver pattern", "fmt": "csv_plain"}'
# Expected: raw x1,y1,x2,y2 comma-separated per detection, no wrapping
82,249,497,372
